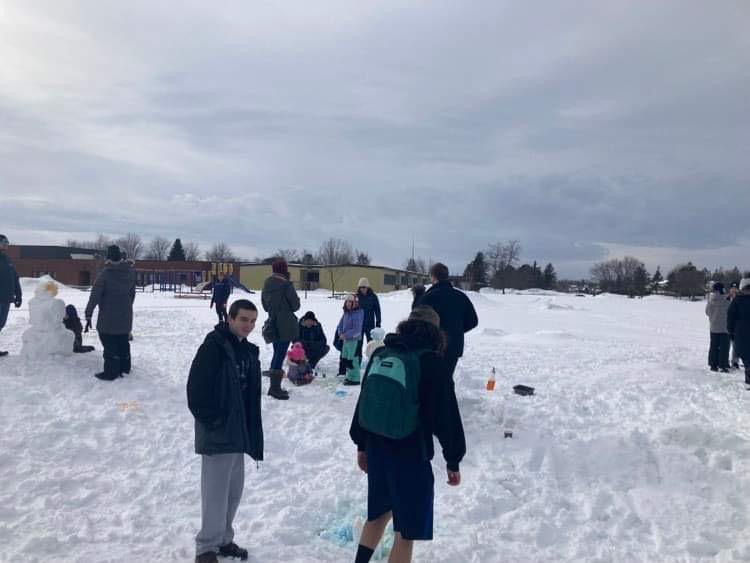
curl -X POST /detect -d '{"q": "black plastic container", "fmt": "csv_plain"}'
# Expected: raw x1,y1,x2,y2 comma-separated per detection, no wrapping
513,384,535,396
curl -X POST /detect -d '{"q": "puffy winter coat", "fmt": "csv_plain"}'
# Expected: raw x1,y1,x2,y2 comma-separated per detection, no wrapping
417,281,478,359
85,260,136,335
337,308,364,340
0,252,21,304
728,293,750,360
211,278,232,305
187,323,264,460
706,291,730,334
261,274,300,342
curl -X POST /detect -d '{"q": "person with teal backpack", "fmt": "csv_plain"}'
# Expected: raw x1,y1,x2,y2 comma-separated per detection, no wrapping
349,306,466,563
337,294,364,385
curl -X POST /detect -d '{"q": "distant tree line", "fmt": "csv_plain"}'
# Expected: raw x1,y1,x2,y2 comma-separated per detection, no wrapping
66,234,232,262
461,240,558,292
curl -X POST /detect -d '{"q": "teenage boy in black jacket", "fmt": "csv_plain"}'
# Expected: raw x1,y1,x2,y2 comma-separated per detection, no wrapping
187,299,263,563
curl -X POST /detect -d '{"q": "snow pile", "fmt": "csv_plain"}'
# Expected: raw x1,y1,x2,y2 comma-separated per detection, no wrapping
21,277,73,358
0,289,749,561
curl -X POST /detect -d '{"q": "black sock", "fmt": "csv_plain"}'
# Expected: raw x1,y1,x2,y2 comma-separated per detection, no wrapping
355,544,374,563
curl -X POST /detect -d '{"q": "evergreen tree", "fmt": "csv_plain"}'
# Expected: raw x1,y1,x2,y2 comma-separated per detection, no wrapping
168,238,186,261
464,252,488,291
543,263,557,290
633,264,650,296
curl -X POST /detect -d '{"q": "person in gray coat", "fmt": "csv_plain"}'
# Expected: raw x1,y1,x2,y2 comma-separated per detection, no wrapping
261,259,300,400
706,282,731,372
0,234,22,357
85,245,136,380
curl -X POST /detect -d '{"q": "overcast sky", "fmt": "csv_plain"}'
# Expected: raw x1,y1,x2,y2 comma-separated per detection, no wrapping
1,1,748,278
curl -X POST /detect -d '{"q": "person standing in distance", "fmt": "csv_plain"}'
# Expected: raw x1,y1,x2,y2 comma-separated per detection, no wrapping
416,262,478,380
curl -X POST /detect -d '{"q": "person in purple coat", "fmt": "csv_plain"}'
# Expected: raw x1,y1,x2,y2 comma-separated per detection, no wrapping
337,294,364,385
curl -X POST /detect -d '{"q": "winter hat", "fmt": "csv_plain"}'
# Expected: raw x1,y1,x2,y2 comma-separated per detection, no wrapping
106,245,122,262
301,311,317,322
272,259,288,275
358,277,370,288
0,234,8,245
741,278,750,291
370,327,385,341
344,293,358,306
287,342,306,362
712,282,725,293
730,281,740,289
408,305,440,328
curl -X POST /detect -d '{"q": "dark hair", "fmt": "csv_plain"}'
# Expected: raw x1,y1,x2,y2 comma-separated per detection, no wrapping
343,296,359,311
430,262,449,282
411,284,425,296
229,299,257,319
396,318,445,354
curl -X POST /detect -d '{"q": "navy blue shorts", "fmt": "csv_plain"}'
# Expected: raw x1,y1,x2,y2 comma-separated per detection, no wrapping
366,442,434,540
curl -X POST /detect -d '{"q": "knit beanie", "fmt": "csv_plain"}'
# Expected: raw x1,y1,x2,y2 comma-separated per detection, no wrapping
713,282,725,293
106,245,122,262
272,259,288,275
408,305,440,328
287,342,306,362
741,278,750,291
358,277,370,288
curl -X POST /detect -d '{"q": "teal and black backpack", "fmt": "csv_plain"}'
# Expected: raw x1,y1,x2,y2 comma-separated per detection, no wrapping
358,347,427,440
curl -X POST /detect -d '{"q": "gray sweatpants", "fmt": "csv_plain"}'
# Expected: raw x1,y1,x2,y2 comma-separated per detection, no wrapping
196,453,245,556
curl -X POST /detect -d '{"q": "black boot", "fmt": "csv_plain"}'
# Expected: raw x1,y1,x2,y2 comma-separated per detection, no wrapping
97,354,122,380
219,542,248,560
0,351,8,357
268,370,289,400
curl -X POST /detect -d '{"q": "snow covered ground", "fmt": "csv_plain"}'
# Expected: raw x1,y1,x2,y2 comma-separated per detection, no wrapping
1,281,749,562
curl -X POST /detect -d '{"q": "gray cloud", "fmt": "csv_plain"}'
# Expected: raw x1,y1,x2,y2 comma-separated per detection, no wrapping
1,0,749,277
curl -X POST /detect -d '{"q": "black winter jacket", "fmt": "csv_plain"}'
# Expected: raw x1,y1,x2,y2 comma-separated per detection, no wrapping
357,290,381,335
349,332,467,472
187,323,264,460
417,281,478,359
211,279,232,306
728,293,750,360
0,253,21,304
297,320,328,354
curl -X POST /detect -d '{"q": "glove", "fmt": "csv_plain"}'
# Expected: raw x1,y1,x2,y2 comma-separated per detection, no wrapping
14,298,21,308
84,318,92,333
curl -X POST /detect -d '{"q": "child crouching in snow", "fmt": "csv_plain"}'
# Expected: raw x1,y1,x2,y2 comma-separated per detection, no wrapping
365,327,385,359
286,342,315,386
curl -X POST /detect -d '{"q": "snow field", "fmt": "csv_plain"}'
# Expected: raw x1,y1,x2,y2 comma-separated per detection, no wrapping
1,281,749,562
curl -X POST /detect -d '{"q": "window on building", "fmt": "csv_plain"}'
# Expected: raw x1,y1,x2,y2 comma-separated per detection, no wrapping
306,271,320,283
384,274,396,286
401,275,408,285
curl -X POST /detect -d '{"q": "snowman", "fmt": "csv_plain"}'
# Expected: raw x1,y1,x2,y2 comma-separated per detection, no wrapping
21,277,74,357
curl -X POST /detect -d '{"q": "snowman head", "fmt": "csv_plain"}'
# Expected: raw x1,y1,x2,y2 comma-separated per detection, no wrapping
34,279,59,298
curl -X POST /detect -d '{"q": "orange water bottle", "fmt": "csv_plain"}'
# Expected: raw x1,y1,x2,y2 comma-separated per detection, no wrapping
486,367,496,391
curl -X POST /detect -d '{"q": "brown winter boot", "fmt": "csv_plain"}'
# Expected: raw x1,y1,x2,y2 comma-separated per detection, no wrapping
268,370,289,400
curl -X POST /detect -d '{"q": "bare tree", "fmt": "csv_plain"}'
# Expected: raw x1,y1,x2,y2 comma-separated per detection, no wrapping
317,238,353,265
183,241,201,261
66,234,112,251
486,240,522,277
275,248,302,263
205,242,236,262
144,236,171,261
116,233,143,260
355,249,371,265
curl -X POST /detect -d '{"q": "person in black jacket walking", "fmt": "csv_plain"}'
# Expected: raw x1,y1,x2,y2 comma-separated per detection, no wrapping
0,234,22,357
296,311,330,369
84,245,136,380
416,263,478,380
728,278,750,388
350,306,466,563
210,272,232,323
187,299,263,563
